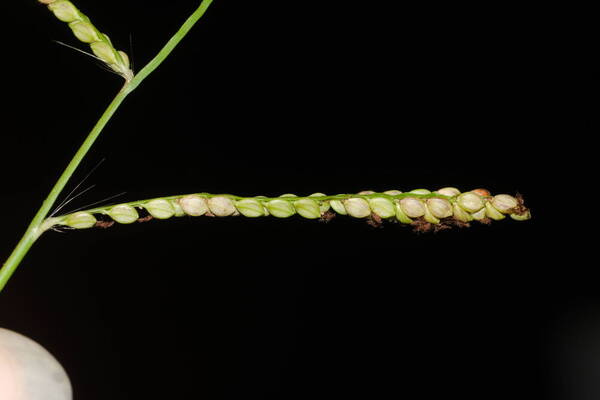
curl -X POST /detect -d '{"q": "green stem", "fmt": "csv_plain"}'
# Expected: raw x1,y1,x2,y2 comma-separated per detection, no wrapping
0,0,214,293
125,0,214,94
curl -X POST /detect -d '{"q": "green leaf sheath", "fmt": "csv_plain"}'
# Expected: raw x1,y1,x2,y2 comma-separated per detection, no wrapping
45,189,531,231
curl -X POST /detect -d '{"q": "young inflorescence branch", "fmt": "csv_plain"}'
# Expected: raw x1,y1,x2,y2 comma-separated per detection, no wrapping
43,188,531,234
39,0,134,81
0,0,214,292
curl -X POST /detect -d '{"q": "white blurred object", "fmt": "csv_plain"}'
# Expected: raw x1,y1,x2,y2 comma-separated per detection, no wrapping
0,328,72,400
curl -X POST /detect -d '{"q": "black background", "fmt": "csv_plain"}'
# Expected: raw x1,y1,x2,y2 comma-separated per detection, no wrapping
0,1,588,399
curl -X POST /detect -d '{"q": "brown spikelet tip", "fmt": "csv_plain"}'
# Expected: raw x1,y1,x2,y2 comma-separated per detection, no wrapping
137,215,153,223
512,193,529,215
366,213,383,228
444,218,471,229
319,210,336,223
433,223,452,233
478,217,492,225
95,220,115,229
411,218,434,233
472,188,491,197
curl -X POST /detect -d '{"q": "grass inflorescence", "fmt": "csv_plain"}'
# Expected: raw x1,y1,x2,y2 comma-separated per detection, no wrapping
43,188,531,234
39,0,133,81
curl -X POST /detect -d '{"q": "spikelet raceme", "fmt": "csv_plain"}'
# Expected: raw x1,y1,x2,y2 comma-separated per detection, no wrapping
39,0,133,81
45,188,531,233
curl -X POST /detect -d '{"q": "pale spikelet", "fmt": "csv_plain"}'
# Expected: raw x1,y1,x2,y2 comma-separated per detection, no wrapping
207,196,236,217
65,211,96,229
107,204,138,224
179,195,208,216
484,201,505,220
436,187,460,197
510,210,531,221
427,198,453,219
329,198,347,215
235,199,265,218
471,207,488,221
344,198,371,218
69,21,101,43
309,193,331,213
144,199,175,219
266,199,295,218
399,198,425,218
169,200,185,217
394,201,413,223
293,199,321,219
368,197,396,218
423,203,441,224
491,194,519,214
452,202,473,222
48,1,80,22
457,192,485,213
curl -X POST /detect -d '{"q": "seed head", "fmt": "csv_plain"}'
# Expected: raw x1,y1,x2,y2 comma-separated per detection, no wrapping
42,0,134,82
